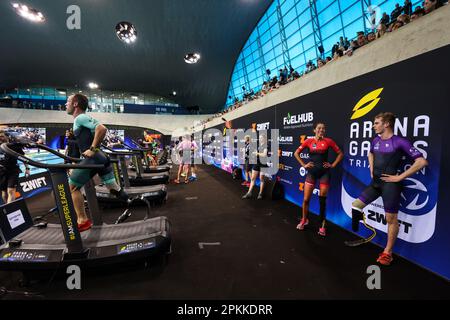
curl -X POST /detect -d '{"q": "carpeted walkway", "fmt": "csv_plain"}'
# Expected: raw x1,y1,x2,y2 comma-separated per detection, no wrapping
0,165,448,299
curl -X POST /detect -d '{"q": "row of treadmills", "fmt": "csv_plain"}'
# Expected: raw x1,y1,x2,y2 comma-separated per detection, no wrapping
0,141,173,277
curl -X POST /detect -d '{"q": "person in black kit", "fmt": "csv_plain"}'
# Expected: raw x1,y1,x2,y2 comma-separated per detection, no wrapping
64,129,80,162
0,131,30,204
241,135,252,187
351,112,428,265
242,134,268,200
294,123,343,236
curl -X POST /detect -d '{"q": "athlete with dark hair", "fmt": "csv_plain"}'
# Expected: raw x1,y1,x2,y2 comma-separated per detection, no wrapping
242,134,268,200
350,112,428,265
66,94,128,232
0,131,30,204
294,123,343,236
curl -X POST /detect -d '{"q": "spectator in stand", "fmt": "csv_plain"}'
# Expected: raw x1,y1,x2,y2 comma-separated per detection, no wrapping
305,60,316,74
339,37,345,49
317,58,326,68
380,12,390,26
283,66,289,82
411,5,426,20
289,64,295,76
376,22,388,38
326,56,332,63
391,3,404,21
397,13,411,25
403,0,413,15
270,76,279,89
424,0,437,13
344,40,359,57
343,37,350,50
261,81,269,95
357,32,368,47
367,32,376,42
279,68,287,85
332,48,344,60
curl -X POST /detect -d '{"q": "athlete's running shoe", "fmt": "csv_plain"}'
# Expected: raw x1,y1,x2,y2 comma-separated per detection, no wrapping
377,252,393,266
78,219,92,232
318,227,326,236
296,218,309,230
242,192,252,199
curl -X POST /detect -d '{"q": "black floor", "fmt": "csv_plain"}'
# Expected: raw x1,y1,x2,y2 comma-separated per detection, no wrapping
0,165,449,300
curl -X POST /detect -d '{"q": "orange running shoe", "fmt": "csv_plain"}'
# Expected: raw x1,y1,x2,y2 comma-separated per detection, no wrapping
377,252,393,266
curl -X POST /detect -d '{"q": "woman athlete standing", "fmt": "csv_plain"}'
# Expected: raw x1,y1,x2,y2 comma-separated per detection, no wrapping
294,122,343,236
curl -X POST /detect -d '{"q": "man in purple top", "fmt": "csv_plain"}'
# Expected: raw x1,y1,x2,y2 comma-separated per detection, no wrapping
351,112,428,265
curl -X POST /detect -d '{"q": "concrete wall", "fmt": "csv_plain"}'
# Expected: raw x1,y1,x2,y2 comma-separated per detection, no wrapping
198,5,450,131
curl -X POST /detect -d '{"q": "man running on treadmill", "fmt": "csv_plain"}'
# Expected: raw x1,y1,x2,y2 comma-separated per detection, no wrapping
66,94,128,232
351,112,428,265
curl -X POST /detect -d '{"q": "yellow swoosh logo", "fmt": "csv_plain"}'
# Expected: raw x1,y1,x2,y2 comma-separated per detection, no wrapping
351,88,384,120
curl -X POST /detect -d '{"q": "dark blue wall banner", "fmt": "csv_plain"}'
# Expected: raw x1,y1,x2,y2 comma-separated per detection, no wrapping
207,45,450,280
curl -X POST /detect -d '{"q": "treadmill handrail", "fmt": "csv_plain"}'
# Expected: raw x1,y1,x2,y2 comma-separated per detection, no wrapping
102,144,140,156
127,139,152,152
0,143,106,170
131,139,153,151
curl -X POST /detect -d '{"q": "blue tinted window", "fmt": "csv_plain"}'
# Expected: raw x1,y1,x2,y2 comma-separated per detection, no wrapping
225,0,407,108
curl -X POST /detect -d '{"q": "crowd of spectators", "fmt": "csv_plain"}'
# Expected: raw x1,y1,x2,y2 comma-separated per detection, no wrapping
199,0,447,128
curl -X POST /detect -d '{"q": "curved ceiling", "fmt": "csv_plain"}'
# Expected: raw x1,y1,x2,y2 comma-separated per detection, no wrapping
0,0,273,114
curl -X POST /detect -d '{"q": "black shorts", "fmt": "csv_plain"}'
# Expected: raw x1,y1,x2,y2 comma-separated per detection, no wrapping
0,166,20,191
305,168,330,187
244,160,252,172
358,179,402,213
252,163,268,172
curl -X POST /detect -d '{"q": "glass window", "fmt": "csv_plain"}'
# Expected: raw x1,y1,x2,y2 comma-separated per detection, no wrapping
316,0,334,13
288,41,303,59
280,0,296,16
284,19,299,39
300,21,313,38
318,1,340,25
264,49,275,62
302,33,315,51
286,31,301,49
290,54,304,70
339,0,359,12
343,17,364,41
304,47,317,63
341,1,362,27
271,33,282,47
283,6,298,26
296,0,309,15
268,10,279,27
320,16,342,39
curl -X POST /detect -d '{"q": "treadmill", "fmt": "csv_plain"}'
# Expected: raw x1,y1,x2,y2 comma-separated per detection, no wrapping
0,142,171,271
102,145,169,186
94,148,167,205
126,139,171,174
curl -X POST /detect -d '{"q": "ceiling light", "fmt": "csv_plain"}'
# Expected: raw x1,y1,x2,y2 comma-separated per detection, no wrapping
184,53,201,64
115,21,137,44
12,2,45,23
172,91,177,96
88,82,99,89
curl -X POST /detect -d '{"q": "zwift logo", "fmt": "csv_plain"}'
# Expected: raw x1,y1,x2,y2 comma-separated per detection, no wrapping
20,177,47,192
351,88,384,120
